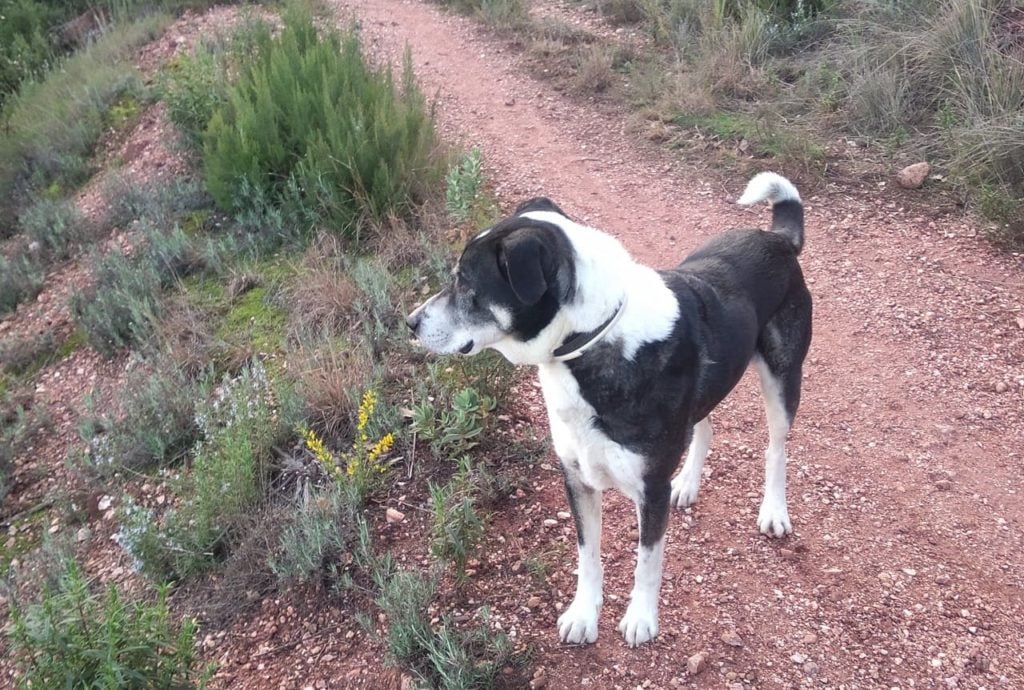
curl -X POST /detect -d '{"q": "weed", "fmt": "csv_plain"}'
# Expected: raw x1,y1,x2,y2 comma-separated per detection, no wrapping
429,457,485,581
574,44,617,94
411,386,496,459
1,397,51,502
479,0,530,31
290,333,371,441
302,389,396,502
377,568,519,689
8,558,211,688
445,147,485,225
204,8,442,243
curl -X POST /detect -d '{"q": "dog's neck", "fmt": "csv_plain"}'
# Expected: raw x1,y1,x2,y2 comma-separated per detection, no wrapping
491,216,679,366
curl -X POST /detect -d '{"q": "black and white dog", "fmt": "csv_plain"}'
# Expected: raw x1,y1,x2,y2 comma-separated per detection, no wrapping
406,172,812,647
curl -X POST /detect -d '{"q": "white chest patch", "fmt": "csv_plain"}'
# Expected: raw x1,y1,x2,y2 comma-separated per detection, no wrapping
537,362,647,501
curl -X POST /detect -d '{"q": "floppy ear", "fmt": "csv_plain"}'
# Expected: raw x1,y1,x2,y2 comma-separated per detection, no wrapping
498,231,548,305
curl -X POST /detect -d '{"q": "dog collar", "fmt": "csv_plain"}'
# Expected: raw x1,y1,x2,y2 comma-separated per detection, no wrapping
551,297,627,362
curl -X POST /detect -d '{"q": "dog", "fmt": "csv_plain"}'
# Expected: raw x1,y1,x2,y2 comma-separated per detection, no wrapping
406,172,812,647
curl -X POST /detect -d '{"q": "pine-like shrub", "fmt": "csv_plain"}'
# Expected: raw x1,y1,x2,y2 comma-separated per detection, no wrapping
203,7,442,242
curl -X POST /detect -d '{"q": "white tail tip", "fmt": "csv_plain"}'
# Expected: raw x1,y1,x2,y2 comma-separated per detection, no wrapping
737,172,801,206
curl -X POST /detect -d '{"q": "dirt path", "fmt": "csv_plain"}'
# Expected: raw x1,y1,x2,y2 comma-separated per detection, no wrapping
321,0,1024,687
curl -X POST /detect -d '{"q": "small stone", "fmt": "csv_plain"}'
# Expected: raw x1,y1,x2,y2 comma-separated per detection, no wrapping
935,479,953,491
98,495,113,511
935,574,952,585
386,507,405,523
896,162,930,189
802,631,818,644
791,652,806,664
556,511,571,520
720,629,744,648
780,548,796,560
995,381,1008,393
76,527,91,543
527,596,542,609
543,519,558,527
530,667,547,689
804,661,819,676
902,568,917,576
687,652,708,675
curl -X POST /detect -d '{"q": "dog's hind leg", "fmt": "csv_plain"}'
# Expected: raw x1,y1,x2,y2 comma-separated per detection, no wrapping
670,416,712,508
753,352,802,537
557,472,603,644
618,479,671,647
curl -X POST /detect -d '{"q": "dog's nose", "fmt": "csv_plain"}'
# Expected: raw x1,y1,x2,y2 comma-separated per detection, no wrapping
405,311,422,335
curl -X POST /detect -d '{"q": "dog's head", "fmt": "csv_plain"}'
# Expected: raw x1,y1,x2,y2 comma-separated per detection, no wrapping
406,198,576,362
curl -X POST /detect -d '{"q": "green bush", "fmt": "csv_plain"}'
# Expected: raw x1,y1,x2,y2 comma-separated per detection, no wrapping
161,45,231,149
203,7,442,242
8,558,209,689
445,147,484,224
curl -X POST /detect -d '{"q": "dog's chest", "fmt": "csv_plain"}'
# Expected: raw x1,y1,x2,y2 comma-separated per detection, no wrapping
537,364,645,499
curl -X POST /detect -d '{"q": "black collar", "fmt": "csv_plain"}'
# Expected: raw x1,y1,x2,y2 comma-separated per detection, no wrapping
551,298,627,362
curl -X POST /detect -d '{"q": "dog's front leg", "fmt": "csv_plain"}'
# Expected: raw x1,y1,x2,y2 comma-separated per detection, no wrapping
618,482,670,647
557,472,603,644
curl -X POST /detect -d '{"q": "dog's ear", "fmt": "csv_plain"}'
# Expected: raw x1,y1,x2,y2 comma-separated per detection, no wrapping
497,231,548,305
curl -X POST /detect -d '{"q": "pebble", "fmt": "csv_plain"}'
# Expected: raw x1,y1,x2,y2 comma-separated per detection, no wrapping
385,507,405,523
720,629,744,648
791,652,806,664
543,518,558,527
686,652,708,675
804,661,819,676
527,596,542,609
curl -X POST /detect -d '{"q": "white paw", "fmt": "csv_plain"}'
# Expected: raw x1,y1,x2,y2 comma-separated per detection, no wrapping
670,470,701,509
617,598,659,647
757,498,792,537
558,599,600,645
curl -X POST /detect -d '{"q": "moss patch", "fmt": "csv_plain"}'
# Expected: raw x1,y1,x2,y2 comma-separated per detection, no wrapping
217,287,288,354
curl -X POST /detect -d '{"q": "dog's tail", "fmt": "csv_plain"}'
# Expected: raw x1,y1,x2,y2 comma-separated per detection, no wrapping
737,172,804,254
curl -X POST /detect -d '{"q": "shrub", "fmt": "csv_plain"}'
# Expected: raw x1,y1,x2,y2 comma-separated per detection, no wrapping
0,252,45,316
71,247,162,356
0,329,57,378
270,481,362,588
118,361,300,579
72,217,218,356
17,196,88,261
82,362,210,472
0,14,168,235
8,558,209,689
203,7,442,242
378,569,517,689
